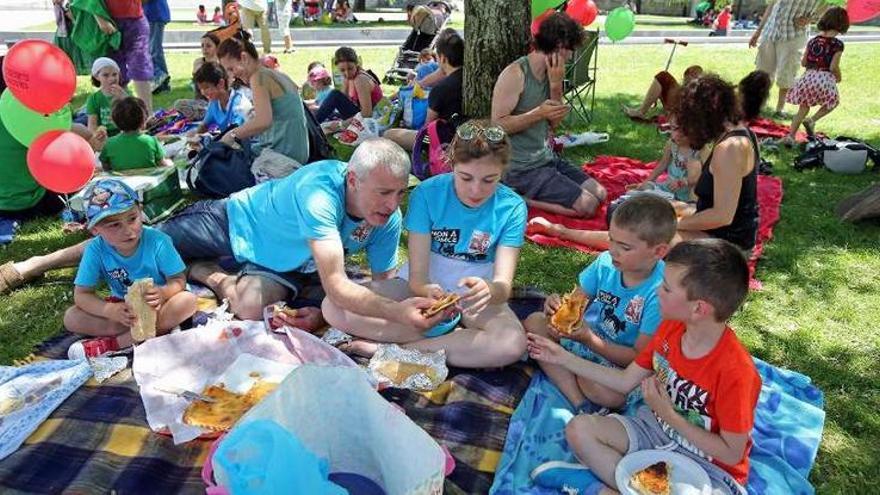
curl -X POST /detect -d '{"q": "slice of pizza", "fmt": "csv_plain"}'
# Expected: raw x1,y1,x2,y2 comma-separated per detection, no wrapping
182,381,279,431
421,293,461,318
629,461,671,495
549,287,588,335
182,385,254,431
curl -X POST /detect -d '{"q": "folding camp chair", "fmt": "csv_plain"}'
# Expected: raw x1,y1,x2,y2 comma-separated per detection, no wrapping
563,30,599,125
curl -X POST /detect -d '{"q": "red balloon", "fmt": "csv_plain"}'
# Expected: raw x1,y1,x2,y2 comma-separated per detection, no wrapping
532,8,555,36
847,0,880,23
566,0,598,26
2,39,76,114
27,130,95,194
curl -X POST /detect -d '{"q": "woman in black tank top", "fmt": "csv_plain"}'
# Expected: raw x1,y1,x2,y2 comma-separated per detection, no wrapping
674,74,767,251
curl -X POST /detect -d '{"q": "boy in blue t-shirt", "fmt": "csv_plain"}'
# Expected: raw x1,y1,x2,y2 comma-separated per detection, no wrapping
524,195,678,413
190,61,253,135
65,179,197,359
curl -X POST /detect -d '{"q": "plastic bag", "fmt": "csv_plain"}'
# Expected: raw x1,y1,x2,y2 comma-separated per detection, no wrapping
217,365,446,494
399,86,430,130
214,419,347,495
337,113,380,147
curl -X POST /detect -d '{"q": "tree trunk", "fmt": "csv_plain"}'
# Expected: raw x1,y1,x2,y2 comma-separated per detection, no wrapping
463,0,531,119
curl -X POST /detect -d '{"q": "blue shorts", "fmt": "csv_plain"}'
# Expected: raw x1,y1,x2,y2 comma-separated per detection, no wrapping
157,199,233,260
158,199,319,298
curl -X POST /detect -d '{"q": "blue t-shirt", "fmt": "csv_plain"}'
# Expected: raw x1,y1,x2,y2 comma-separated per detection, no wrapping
74,227,186,299
405,173,526,263
563,251,665,366
226,160,402,274
203,89,252,132
415,61,439,81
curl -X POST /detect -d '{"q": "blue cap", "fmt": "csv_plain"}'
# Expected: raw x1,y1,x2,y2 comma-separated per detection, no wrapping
83,179,139,228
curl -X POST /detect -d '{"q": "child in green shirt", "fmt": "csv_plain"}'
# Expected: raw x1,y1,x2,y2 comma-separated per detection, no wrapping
86,57,127,137
99,96,169,172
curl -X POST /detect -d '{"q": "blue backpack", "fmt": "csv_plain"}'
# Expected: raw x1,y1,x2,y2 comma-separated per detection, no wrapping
186,132,256,198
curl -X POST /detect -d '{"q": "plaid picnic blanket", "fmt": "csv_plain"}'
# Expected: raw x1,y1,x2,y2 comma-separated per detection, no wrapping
0,333,211,494
0,296,545,494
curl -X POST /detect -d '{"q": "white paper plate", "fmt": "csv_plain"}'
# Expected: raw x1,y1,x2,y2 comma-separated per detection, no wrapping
215,353,298,394
615,449,711,495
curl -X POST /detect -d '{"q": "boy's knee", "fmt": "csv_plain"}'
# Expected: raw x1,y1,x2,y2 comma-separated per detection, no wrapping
523,312,549,334
62,305,80,330
566,414,601,447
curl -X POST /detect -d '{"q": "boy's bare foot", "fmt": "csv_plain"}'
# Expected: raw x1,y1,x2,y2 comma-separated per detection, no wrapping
339,338,380,358
186,261,230,294
527,217,562,237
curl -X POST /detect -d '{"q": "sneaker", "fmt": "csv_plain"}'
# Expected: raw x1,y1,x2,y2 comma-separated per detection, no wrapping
68,336,120,360
530,461,601,494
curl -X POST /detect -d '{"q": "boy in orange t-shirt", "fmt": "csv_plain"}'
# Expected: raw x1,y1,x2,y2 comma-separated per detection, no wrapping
527,238,761,494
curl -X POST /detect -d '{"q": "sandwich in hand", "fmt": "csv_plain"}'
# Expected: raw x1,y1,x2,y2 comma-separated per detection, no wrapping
421,293,460,318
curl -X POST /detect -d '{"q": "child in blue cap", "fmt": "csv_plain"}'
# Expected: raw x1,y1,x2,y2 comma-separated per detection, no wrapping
66,179,196,359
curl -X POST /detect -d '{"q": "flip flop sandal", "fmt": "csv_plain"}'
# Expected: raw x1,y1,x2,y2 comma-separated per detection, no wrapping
0,261,24,294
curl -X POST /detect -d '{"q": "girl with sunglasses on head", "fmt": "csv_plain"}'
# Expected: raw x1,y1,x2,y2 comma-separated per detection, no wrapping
322,121,528,368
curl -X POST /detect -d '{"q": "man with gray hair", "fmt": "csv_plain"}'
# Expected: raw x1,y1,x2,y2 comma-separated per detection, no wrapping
2,139,445,330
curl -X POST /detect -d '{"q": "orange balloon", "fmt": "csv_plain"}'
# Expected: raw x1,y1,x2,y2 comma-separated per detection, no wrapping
27,130,95,194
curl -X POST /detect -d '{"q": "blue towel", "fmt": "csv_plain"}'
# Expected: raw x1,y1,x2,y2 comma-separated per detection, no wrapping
490,358,825,495
0,218,17,245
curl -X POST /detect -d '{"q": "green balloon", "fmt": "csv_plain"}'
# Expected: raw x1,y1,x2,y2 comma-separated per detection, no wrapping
823,0,845,6
532,0,562,18
0,89,71,147
605,7,636,42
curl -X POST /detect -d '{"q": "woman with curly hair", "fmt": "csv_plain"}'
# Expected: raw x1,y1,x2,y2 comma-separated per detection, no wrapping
528,74,762,252
675,74,760,251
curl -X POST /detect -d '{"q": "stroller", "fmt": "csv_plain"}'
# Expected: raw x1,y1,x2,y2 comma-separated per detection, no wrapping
384,1,452,85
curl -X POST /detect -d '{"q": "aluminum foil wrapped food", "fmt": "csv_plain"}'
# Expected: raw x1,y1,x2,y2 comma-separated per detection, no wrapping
368,344,448,391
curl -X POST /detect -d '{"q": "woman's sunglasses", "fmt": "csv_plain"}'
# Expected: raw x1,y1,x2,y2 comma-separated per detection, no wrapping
456,122,506,143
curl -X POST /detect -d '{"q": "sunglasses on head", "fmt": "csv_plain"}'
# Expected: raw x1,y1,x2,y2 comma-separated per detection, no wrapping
456,122,506,143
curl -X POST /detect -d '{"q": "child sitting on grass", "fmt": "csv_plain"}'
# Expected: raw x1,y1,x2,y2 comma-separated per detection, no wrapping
65,180,197,359
99,96,170,172
524,195,676,415
304,65,333,113
628,117,709,203
528,238,760,494
87,57,127,137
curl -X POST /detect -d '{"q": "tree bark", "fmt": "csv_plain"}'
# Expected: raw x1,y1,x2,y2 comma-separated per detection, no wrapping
463,0,531,119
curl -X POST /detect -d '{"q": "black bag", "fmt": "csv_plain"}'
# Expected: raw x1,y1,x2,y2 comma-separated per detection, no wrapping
186,133,256,198
794,136,879,173
303,101,334,163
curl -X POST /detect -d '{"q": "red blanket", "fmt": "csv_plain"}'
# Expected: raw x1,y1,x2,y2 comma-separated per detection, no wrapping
525,156,783,289
631,114,815,143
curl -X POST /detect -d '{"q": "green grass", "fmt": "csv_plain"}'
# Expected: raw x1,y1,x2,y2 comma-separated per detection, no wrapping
3,44,880,493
